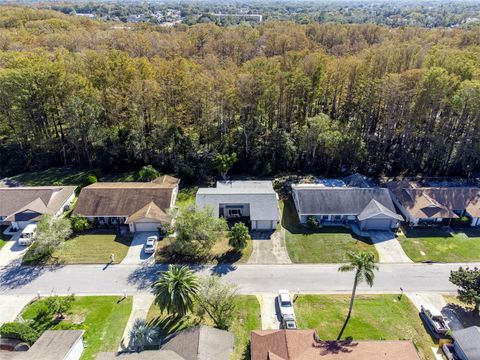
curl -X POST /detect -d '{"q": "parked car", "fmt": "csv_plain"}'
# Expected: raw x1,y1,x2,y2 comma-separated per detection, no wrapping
18,224,37,246
277,289,295,318
281,314,297,329
420,304,450,335
143,236,158,254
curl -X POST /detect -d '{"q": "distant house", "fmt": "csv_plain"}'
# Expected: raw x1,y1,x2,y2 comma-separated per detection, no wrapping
291,184,402,231
445,326,480,360
0,186,76,231
96,351,184,360
250,329,421,360
74,175,179,232
387,180,480,227
196,181,280,231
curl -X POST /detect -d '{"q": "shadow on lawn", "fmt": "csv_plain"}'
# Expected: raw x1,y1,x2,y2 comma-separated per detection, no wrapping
444,303,480,328
0,259,63,290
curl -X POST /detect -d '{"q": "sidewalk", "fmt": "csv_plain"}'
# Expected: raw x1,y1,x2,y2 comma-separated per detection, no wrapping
119,293,155,351
257,294,280,330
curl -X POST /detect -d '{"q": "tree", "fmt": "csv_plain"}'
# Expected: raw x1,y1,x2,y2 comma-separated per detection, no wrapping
70,215,91,232
152,265,199,316
228,222,250,250
45,294,75,319
138,165,160,182
195,276,238,330
83,174,97,188
128,319,156,352
450,267,480,314
28,215,72,261
172,206,227,258
213,153,237,180
338,251,378,337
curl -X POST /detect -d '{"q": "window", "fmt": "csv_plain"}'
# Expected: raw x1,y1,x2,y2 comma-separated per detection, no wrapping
228,209,242,217
334,215,342,220
322,215,329,220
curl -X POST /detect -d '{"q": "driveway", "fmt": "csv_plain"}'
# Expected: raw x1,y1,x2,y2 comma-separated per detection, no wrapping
0,232,29,266
369,231,412,263
248,230,291,264
121,232,157,265
257,294,281,329
0,295,34,325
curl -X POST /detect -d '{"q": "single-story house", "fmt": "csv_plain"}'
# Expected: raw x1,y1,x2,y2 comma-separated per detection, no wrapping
3,330,85,360
387,180,480,227
291,184,403,231
74,175,179,233
0,186,76,231
446,326,480,360
250,329,420,360
196,181,280,231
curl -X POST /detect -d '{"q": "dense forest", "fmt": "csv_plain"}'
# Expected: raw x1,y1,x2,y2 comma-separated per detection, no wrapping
0,7,480,180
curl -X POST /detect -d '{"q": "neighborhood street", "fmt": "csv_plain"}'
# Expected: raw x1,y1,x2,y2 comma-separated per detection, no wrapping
1,262,477,296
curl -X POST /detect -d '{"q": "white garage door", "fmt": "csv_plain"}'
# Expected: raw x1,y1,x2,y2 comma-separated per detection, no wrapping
363,219,392,230
134,222,159,232
256,220,273,230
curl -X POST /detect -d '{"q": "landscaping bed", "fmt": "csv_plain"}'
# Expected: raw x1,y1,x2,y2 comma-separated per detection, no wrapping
295,294,435,360
282,199,379,263
398,228,480,262
20,295,132,360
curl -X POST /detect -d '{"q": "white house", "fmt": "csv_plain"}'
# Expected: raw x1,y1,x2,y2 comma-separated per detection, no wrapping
291,184,403,231
0,186,76,231
74,175,179,232
196,181,280,231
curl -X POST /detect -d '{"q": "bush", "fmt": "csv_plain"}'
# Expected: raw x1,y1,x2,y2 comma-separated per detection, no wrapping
307,215,320,229
82,174,97,187
0,322,39,345
70,215,91,232
228,222,250,250
451,216,471,227
138,165,159,182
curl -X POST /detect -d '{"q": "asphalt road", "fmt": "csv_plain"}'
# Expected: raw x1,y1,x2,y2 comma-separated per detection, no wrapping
1,262,478,296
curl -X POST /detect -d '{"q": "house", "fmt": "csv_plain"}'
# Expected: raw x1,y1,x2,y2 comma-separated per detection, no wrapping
291,184,403,231
73,175,179,232
387,180,480,227
160,325,234,360
2,330,85,360
250,329,421,360
196,181,280,231
0,186,76,231
446,326,480,360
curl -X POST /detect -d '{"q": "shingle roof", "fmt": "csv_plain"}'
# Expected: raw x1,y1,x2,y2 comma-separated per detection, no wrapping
250,330,421,360
125,201,171,224
96,350,185,360
292,186,398,218
197,181,276,195
151,175,180,187
343,173,374,188
357,199,403,221
452,326,480,359
160,325,234,360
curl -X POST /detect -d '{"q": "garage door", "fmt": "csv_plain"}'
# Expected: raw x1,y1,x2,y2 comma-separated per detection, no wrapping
256,220,273,230
362,219,392,230
134,222,160,232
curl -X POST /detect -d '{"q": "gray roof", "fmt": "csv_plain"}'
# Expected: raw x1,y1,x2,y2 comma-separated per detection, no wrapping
197,180,276,195
96,351,185,360
453,326,480,359
357,199,403,221
343,173,374,188
292,186,399,218
160,326,234,360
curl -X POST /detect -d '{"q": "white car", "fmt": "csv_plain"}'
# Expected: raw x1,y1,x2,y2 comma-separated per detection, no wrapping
143,236,158,254
277,289,295,318
282,314,297,329
18,224,37,246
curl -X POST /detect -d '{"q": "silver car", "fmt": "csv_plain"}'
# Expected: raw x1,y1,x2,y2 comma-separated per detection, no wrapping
143,236,158,254
277,289,295,318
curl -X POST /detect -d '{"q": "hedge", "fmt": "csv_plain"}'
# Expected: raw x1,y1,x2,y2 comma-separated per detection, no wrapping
0,322,39,345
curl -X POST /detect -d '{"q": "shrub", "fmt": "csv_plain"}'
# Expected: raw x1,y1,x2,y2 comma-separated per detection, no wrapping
70,215,91,232
451,216,471,227
307,215,320,229
0,322,39,345
82,174,97,187
228,222,250,250
138,165,159,182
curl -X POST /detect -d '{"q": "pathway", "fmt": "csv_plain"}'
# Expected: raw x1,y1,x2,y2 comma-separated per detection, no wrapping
0,295,34,325
248,230,291,264
121,232,156,265
369,231,412,263
0,232,28,266
257,294,280,330
119,293,155,351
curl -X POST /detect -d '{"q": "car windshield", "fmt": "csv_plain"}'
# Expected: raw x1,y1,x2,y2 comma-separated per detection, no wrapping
281,300,292,307
286,322,296,328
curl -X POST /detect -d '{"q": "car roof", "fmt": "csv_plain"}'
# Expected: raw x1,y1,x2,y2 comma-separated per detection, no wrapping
279,293,291,302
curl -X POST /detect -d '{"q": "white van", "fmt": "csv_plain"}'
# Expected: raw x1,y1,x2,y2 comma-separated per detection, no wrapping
18,224,37,246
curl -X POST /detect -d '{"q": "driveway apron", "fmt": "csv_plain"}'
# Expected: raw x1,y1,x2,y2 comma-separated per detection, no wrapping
121,232,157,265
369,230,412,263
0,232,28,266
247,230,291,264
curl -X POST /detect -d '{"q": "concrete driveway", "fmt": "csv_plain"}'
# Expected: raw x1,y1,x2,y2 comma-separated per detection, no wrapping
248,230,291,264
257,294,281,329
120,232,157,265
369,230,412,263
0,295,34,325
0,232,29,266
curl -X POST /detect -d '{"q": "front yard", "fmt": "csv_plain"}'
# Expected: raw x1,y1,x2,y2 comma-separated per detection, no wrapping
295,294,435,360
23,230,133,265
282,199,379,263
21,295,132,360
398,228,480,262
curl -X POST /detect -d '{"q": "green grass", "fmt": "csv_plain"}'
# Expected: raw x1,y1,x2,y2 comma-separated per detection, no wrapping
21,296,132,360
398,228,480,262
175,186,198,208
295,294,435,360
0,226,11,248
282,199,379,263
10,167,90,186
442,295,480,328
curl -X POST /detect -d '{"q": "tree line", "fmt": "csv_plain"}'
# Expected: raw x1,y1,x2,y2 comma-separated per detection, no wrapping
0,7,480,180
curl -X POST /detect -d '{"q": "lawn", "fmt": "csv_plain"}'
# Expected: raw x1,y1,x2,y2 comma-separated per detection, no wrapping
10,167,90,186
282,199,379,263
295,294,435,360
398,227,480,262
0,226,11,249
146,295,260,360
21,296,132,360
23,230,133,265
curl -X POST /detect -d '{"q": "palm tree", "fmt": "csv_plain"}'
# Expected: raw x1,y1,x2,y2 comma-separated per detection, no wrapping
152,265,199,316
129,318,156,352
338,251,378,320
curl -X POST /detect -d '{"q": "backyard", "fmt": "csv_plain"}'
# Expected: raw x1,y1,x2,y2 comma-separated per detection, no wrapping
295,294,435,360
398,227,480,262
21,295,132,360
282,199,379,263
